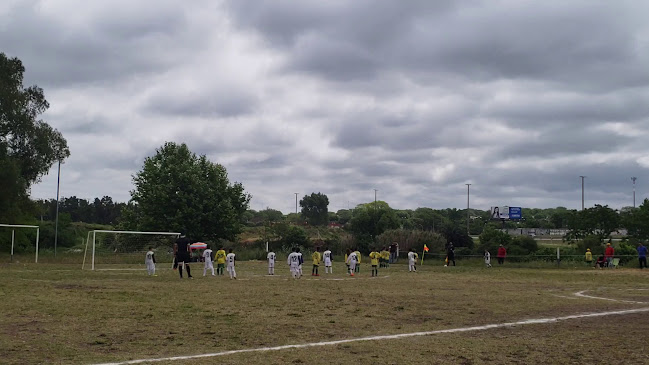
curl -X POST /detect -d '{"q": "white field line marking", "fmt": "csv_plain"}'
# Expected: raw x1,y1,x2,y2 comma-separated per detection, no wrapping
90,306,649,365
549,294,580,300
574,290,647,304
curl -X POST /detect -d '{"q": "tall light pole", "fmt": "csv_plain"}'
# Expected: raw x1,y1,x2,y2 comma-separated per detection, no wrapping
54,160,61,258
579,176,585,210
294,193,298,214
465,183,471,235
632,177,637,208
374,189,378,205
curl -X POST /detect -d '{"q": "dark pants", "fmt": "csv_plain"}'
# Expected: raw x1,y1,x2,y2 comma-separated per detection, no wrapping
498,257,505,265
447,254,456,266
176,254,192,278
640,257,647,269
312,265,319,275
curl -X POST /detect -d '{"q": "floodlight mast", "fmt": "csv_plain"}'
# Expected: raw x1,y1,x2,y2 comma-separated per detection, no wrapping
632,177,637,208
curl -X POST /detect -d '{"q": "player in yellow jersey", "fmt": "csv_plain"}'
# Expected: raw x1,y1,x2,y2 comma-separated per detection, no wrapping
312,247,322,276
215,247,227,275
354,250,361,273
380,247,389,268
369,250,380,277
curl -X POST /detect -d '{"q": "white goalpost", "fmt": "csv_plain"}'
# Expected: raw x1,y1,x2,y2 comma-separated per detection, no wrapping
0,224,40,263
82,230,181,270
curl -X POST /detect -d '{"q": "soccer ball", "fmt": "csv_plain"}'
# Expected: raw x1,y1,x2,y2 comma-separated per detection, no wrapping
444,265,447,267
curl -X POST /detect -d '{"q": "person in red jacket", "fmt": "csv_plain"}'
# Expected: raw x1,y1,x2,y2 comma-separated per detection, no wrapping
604,242,615,268
497,244,507,265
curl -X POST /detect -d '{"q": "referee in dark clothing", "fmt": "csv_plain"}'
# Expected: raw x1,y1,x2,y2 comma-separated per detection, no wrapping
175,235,193,279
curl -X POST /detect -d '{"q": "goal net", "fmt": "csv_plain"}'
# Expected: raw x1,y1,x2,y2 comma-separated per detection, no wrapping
0,224,40,263
83,230,180,270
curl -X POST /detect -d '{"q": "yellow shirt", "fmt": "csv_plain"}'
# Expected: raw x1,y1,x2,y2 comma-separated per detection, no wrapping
354,251,361,264
585,251,593,262
312,252,321,266
381,251,390,260
216,250,226,264
369,252,380,266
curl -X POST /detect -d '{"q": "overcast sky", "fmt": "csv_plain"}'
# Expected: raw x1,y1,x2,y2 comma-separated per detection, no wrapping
3,0,649,213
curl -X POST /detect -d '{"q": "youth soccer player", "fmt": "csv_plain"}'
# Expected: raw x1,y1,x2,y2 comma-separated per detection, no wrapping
312,247,321,276
407,248,418,272
354,249,361,273
287,247,300,279
203,245,215,276
145,247,156,276
323,247,333,274
215,247,226,275
346,250,358,276
267,250,276,275
484,250,492,268
345,249,350,273
369,250,380,277
226,248,236,279
381,247,390,268
297,248,304,277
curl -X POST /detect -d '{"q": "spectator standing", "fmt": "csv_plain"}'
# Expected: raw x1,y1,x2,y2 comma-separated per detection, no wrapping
497,244,507,265
638,242,647,269
604,243,615,269
585,249,593,265
389,243,397,264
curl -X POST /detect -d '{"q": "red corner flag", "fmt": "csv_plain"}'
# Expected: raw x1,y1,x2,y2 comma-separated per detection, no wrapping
423,244,429,252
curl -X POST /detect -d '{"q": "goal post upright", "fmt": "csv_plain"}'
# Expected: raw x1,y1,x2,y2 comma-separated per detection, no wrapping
87,230,181,270
0,224,40,263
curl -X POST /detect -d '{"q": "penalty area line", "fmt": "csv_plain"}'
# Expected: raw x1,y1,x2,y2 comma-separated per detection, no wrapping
91,306,649,365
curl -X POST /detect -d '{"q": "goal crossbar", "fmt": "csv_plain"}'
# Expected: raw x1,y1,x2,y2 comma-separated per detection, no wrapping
0,224,40,263
83,230,181,270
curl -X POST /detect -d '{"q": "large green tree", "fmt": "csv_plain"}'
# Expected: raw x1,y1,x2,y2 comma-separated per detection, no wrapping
565,204,619,241
300,192,329,226
622,199,649,240
348,201,400,252
0,52,69,222
123,142,251,241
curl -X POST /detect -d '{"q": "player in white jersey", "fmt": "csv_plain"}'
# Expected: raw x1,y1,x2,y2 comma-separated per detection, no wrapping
145,247,156,276
287,247,300,279
297,248,303,277
408,248,418,272
484,250,492,268
226,249,237,279
323,248,332,274
203,246,215,276
267,251,276,275
345,249,357,276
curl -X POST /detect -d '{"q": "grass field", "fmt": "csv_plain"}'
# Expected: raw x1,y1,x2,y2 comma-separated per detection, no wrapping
1,258,648,364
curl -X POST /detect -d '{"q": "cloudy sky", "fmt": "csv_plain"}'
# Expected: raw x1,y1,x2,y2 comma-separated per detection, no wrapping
3,0,649,213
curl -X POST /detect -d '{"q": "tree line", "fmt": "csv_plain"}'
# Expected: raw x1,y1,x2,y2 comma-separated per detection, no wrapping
33,196,126,225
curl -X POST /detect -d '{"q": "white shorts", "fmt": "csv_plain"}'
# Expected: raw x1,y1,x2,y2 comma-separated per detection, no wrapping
324,259,332,267
227,265,235,272
268,262,275,268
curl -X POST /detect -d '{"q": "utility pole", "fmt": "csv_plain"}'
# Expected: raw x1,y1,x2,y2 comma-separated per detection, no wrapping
632,177,637,208
294,193,298,214
580,176,585,210
465,184,471,236
54,160,61,258
374,189,378,205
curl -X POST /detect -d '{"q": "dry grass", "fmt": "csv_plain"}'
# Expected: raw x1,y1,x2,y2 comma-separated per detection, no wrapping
0,260,647,364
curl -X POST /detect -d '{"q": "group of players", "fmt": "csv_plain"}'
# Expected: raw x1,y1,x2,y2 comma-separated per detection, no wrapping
144,238,424,279
280,246,421,279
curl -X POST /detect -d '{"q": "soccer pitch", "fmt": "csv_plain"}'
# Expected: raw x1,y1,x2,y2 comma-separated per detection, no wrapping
1,261,648,364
